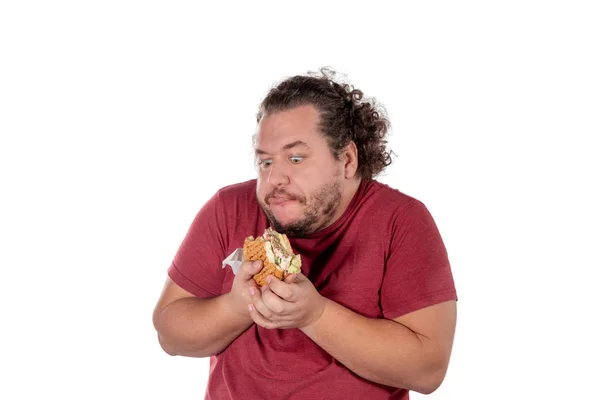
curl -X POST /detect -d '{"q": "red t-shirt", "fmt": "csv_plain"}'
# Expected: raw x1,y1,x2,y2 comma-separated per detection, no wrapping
168,179,457,400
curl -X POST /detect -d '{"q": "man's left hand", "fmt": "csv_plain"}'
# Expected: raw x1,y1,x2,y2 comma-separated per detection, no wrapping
248,273,327,329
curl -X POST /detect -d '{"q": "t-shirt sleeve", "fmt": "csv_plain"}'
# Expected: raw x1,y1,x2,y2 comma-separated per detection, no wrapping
380,200,457,319
168,190,229,298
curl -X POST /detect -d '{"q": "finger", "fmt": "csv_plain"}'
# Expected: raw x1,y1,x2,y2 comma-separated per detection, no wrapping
261,288,288,315
260,280,271,293
249,286,275,320
248,304,278,329
239,260,263,281
284,272,304,284
267,275,295,301
248,302,296,329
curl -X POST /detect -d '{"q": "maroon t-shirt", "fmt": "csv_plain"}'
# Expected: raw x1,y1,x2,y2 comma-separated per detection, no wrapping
168,179,457,400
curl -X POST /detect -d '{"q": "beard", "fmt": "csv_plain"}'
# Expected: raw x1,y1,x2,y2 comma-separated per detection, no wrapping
259,178,343,238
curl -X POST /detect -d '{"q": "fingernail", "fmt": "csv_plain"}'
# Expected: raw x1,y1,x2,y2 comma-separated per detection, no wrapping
253,260,261,268
266,276,272,284
249,287,255,296
248,304,253,312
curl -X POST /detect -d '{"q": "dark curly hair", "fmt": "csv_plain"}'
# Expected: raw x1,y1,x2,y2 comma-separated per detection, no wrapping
257,67,392,180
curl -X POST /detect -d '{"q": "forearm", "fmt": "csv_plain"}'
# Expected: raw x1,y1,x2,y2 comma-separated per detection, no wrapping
154,293,253,358
300,299,444,393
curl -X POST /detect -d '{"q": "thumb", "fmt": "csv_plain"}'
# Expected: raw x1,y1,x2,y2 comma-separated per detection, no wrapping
240,260,263,280
284,272,301,284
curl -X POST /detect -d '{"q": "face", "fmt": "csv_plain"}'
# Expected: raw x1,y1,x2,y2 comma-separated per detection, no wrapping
254,105,350,237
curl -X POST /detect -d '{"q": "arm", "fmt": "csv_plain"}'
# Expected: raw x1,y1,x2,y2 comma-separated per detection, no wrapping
249,274,456,394
153,260,263,357
301,298,456,394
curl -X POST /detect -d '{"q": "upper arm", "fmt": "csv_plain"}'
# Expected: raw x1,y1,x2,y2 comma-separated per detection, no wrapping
393,300,457,364
154,190,231,327
167,190,230,299
381,200,457,318
152,277,197,328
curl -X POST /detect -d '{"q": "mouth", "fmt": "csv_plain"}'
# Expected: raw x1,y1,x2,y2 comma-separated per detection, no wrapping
268,196,297,206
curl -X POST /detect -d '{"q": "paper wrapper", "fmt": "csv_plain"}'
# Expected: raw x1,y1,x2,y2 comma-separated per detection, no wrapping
222,248,244,275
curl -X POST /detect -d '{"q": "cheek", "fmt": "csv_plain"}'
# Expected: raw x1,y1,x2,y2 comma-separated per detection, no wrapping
298,173,323,195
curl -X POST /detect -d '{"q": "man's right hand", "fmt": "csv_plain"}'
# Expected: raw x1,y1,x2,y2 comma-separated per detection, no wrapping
225,260,264,319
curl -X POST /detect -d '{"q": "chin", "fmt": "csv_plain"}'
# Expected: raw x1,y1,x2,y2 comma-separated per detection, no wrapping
271,211,300,227
270,201,301,217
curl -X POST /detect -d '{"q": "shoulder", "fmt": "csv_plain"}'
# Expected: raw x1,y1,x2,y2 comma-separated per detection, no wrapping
362,180,422,213
216,179,257,196
210,179,262,226
358,180,439,236
214,179,258,205
212,179,267,238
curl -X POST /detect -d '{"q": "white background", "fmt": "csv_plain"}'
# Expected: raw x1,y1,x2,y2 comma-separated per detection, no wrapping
1,1,599,399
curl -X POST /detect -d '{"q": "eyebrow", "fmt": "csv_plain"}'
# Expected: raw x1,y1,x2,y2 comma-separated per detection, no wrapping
255,140,310,155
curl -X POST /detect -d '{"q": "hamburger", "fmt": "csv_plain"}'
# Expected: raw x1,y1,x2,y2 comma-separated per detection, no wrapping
243,227,302,286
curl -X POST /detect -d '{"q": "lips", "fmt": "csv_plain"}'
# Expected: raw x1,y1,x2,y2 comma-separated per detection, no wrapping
268,196,295,206
265,189,305,207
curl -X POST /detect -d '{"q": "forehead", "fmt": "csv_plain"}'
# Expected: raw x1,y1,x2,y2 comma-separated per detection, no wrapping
254,105,328,152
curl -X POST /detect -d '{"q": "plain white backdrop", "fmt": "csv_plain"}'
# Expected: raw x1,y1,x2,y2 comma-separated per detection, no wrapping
1,1,599,399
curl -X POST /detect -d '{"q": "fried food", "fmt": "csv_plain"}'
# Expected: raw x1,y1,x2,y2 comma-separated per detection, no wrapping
242,228,301,286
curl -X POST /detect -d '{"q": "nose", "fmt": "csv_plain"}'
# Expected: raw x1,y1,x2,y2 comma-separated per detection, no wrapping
267,161,290,186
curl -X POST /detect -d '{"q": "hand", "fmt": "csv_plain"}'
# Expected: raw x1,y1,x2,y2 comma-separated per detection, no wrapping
225,260,263,320
248,272,327,329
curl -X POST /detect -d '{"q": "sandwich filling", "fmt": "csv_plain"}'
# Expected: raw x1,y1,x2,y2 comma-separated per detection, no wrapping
262,228,301,274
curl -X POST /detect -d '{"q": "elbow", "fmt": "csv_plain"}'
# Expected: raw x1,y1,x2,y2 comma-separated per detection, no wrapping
411,365,448,395
414,382,441,395
153,310,177,356
157,332,179,356
153,307,184,356
155,330,215,358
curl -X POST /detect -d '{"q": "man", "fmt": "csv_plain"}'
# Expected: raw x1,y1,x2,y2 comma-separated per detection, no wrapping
153,69,457,399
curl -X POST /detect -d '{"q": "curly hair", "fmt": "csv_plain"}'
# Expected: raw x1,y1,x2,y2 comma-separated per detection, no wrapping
257,67,392,180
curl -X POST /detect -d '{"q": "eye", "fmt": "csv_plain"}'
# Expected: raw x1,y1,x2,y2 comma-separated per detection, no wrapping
257,159,273,170
289,156,304,164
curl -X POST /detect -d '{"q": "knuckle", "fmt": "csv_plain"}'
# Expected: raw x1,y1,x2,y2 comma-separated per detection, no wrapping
244,261,256,272
260,307,273,319
272,303,283,314
266,297,283,314
243,260,255,270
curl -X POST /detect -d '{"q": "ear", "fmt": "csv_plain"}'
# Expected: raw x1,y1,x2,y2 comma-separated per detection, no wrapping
341,141,359,179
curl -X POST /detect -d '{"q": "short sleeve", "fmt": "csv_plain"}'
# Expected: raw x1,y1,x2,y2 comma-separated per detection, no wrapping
380,200,457,319
168,190,228,298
